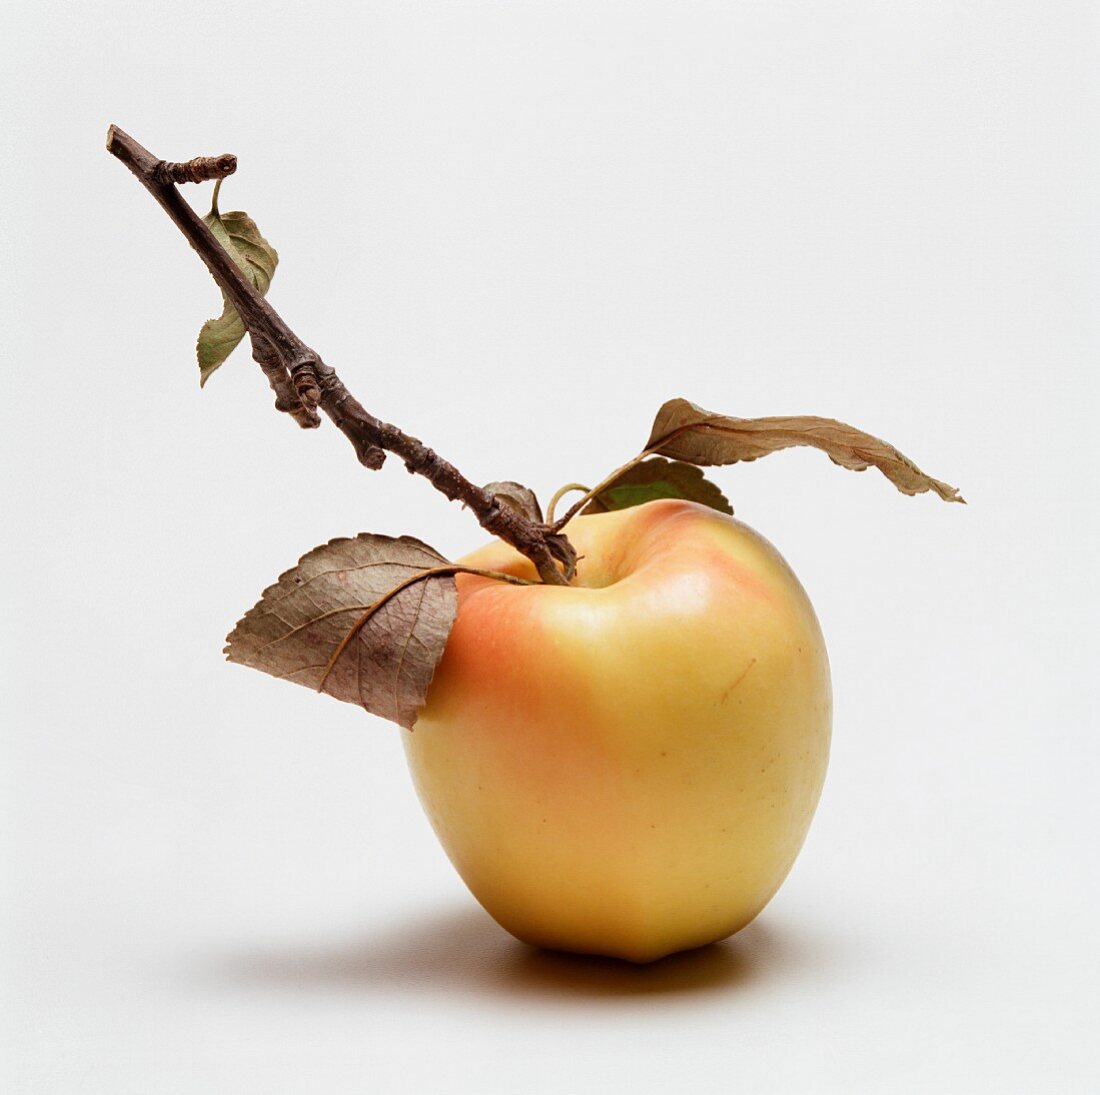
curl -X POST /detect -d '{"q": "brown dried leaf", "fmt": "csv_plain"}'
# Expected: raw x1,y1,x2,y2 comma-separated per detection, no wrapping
647,398,963,502
484,481,544,523
583,457,733,516
224,534,458,729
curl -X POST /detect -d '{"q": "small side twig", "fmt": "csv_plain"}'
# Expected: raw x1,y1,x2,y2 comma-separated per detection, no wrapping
156,153,237,185
251,335,321,429
106,124,575,585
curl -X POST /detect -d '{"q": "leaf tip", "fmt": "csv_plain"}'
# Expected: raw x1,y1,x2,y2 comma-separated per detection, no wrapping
932,480,965,504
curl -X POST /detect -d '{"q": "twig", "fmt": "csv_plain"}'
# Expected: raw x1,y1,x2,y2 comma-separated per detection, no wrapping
106,124,574,585
251,334,321,429
157,153,237,185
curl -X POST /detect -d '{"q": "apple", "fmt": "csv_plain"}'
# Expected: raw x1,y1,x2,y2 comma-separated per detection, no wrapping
404,498,831,963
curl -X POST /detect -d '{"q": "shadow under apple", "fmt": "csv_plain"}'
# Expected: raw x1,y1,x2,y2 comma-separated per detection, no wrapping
208,903,815,1002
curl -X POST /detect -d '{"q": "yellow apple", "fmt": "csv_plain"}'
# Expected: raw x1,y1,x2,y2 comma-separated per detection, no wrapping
404,499,831,962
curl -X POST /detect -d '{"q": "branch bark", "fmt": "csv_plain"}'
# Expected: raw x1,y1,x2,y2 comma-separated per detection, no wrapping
106,124,574,585
157,153,238,185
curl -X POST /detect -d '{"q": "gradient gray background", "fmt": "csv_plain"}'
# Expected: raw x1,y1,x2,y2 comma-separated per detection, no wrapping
3,1,1098,1091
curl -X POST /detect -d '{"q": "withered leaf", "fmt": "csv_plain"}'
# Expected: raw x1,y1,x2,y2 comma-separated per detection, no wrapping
197,180,279,386
224,534,457,729
484,481,544,523
647,398,962,502
583,457,733,516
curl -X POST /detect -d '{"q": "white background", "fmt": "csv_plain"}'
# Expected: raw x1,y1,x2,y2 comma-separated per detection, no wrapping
3,1,1098,1091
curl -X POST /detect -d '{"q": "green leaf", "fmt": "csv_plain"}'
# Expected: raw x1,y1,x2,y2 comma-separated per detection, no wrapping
583,457,733,516
646,398,963,503
196,180,278,386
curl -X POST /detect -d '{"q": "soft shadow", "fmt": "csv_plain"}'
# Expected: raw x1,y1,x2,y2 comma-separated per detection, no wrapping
208,904,812,1002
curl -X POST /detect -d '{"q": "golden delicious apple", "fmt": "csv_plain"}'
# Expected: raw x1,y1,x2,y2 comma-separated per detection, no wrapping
405,499,831,962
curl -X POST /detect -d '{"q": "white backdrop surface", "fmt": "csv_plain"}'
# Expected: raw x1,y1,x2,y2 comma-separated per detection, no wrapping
2,1,1098,1092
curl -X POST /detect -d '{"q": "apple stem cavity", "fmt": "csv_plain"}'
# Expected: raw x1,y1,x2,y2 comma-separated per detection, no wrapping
104,124,576,586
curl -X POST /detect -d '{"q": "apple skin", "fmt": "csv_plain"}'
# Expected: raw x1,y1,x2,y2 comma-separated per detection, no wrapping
404,499,831,963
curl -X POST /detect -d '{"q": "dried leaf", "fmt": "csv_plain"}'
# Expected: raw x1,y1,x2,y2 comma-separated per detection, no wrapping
583,457,733,516
647,398,962,502
197,181,279,386
484,481,544,524
224,534,457,729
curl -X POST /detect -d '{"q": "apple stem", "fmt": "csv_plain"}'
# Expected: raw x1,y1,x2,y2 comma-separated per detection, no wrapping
105,124,575,586
550,450,657,531
545,483,591,525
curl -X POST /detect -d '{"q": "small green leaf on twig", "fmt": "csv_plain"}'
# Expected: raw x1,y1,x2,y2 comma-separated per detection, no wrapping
646,398,963,502
582,457,733,516
484,481,544,524
224,533,457,729
196,180,278,386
